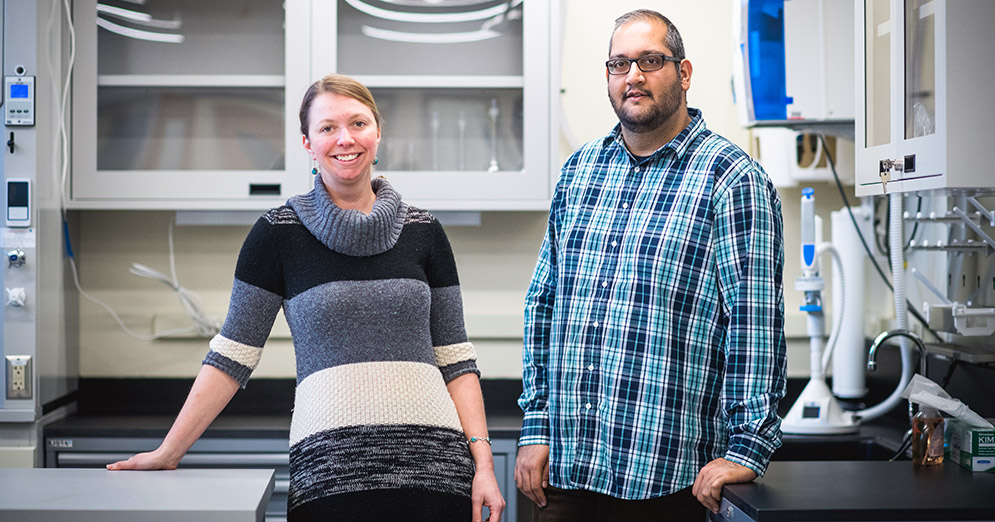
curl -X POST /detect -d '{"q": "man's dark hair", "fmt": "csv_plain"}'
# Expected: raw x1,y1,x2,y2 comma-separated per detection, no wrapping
610,9,685,70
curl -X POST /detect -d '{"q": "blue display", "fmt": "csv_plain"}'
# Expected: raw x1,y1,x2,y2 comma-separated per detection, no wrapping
10,84,28,99
747,0,788,120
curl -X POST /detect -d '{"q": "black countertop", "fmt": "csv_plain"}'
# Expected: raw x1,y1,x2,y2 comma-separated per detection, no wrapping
718,460,995,521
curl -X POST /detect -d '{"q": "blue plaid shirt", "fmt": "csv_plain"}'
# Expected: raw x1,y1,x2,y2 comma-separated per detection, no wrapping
519,108,787,500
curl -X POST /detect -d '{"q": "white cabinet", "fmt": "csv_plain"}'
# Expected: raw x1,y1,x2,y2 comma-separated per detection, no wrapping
71,0,312,209
70,0,559,211
854,0,995,196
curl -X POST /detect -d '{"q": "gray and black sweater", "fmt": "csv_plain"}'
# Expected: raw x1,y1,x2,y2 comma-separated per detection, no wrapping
203,176,479,519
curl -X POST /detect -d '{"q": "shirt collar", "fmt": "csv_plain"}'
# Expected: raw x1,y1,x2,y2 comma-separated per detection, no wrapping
602,107,705,162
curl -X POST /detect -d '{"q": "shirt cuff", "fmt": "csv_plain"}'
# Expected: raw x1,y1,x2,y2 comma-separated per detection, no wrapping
724,432,780,478
439,359,480,383
518,409,551,446
202,351,252,389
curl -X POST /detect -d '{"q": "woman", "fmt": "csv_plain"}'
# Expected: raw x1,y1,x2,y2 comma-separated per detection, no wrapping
108,74,506,522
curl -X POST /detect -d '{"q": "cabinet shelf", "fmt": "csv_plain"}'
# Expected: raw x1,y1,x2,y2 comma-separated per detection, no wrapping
353,75,524,89
97,75,286,88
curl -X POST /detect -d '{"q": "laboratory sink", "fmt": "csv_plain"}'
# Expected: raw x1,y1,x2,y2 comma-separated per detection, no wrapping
773,436,900,461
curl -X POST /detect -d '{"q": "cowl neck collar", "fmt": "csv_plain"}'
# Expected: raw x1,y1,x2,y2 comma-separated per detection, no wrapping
287,175,406,257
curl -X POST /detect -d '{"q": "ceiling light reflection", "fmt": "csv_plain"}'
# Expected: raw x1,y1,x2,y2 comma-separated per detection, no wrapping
360,25,500,43
344,0,519,23
96,17,184,43
96,4,152,23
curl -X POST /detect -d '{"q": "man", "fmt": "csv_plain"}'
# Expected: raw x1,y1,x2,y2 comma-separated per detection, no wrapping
515,9,787,520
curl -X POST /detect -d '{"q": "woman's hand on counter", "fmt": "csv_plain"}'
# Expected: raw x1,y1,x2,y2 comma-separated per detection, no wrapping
692,458,757,514
106,366,238,472
106,448,180,471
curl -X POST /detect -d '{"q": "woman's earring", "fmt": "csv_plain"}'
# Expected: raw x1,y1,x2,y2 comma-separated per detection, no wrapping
373,157,379,166
311,160,318,175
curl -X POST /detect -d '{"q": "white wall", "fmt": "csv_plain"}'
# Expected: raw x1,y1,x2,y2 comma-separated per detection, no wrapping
558,1,749,150
76,1,818,381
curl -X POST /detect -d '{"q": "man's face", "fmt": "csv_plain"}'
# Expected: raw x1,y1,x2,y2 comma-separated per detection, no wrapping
607,19,685,134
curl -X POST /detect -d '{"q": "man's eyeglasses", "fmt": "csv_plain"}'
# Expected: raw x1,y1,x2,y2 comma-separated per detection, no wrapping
605,54,682,75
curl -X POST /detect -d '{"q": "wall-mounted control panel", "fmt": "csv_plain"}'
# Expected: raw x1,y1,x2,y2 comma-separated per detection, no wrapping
6,179,31,227
4,75,35,126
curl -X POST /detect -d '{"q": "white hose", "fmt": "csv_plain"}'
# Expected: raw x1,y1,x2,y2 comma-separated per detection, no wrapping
817,243,844,375
857,193,914,421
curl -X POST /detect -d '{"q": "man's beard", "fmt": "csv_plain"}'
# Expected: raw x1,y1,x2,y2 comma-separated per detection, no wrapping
609,77,684,134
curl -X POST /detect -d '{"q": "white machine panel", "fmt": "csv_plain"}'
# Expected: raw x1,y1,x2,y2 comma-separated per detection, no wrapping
4,75,34,126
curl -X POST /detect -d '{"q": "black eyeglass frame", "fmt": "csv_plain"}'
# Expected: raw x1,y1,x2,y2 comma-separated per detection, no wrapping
605,53,683,75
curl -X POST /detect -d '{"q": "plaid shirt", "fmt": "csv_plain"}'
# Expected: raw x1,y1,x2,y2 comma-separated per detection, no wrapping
519,108,787,500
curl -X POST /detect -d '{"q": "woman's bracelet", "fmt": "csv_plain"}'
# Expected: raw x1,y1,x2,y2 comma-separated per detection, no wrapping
467,436,492,446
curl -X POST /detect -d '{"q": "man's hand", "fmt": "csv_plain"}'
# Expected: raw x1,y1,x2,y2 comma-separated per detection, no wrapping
692,458,757,513
514,444,550,507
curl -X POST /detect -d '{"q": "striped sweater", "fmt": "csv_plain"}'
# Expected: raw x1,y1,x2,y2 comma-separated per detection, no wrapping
203,176,478,519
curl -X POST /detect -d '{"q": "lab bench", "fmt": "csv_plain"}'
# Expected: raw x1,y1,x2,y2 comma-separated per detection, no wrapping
51,376,980,521
710,460,995,522
0,468,274,522
43,413,525,522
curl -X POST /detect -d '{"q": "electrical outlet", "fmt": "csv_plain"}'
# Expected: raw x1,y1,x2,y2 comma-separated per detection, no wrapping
5,355,32,400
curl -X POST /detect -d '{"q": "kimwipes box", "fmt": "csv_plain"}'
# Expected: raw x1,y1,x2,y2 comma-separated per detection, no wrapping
948,418,995,472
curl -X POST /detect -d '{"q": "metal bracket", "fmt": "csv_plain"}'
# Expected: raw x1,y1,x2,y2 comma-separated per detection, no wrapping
950,206,995,253
967,197,995,227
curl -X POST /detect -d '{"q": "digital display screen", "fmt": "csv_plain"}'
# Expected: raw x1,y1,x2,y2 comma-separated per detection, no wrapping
10,84,29,99
8,181,28,207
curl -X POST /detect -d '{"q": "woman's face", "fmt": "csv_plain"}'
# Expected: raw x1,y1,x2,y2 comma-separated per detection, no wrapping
302,92,381,192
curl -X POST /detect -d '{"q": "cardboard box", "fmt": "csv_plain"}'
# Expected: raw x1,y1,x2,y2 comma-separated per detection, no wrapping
948,418,995,472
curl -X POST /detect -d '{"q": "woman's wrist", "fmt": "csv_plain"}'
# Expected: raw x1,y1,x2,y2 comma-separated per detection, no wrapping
467,436,492,446
467,443,495,472
473,461,496,473
155,444,185,468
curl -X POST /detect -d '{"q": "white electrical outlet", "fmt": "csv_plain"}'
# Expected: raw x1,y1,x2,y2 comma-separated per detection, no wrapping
5,355,31,399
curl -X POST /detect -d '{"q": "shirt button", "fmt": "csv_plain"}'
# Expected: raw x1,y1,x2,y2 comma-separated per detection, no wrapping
588,364,595,371
601,281,608,288
611,240,618,247
585,402,592,410
592,321,599,328
634,166,641,173
622,202,629,209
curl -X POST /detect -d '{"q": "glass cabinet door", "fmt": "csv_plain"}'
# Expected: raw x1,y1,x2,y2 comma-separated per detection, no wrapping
96,86,285,172
72,0,556,210
71,0,311,208
335,0,524,77
370,88,523,173
904,0,936,139
316,0,554,208
865,0,892,148
95,0,285,172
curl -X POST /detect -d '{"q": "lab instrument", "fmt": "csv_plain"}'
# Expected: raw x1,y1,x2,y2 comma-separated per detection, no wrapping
782,188,859,434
